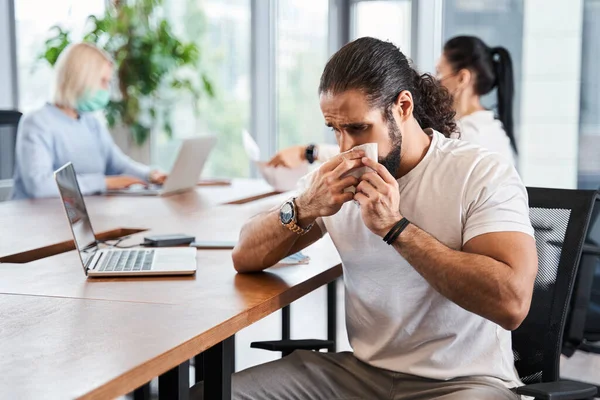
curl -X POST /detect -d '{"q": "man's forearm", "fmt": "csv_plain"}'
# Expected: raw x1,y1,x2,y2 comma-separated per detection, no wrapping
392,224,527,330
232,209,301,272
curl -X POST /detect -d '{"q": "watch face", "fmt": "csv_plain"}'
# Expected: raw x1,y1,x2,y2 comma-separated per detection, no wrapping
280,202,294,224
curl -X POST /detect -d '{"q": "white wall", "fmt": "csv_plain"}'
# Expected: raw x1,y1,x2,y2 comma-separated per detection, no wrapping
518,0,584,188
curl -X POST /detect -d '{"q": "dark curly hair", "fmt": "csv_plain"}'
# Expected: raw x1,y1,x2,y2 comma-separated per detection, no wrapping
318,37,457,138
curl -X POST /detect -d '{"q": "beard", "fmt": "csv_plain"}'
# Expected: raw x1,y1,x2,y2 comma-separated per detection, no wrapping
378,115,402,177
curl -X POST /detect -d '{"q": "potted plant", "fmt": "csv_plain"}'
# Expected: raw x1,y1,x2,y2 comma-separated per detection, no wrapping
39,0,214,151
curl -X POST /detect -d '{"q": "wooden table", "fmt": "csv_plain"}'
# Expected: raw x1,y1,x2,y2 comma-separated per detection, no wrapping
0,179,276,263
0,182,342,399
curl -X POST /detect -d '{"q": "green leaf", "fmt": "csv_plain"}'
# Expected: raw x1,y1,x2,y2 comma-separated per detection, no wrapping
202,75,215,98
131,123,150,146
164,120,173,138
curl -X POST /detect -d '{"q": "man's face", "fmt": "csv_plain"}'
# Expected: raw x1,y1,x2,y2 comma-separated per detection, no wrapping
320,89,402,176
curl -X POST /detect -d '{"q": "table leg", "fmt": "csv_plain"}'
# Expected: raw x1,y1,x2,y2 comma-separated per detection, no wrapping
327,279,337,352
158,360,190,400
204,335,235,400
132,382,151,400
282,305,291,341
193,352,205,383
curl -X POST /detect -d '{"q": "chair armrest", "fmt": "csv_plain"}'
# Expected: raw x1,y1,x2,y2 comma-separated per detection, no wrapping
515,380,598,400
251,339,334,354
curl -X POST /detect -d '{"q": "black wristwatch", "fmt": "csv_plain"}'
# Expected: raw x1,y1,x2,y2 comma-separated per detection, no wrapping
305,144,317,164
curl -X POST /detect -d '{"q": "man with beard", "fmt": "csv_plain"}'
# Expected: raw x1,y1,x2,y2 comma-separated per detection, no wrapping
203,37,538,400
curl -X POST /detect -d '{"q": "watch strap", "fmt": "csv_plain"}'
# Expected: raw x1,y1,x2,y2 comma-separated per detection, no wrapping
305,144,316,164
281,198,313,235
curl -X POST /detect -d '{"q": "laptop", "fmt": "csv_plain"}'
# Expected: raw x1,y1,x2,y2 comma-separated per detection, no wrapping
108,136,218,196
55,162,197,277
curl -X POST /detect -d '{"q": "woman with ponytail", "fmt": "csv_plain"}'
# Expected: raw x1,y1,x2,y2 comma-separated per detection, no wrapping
437,36,517,164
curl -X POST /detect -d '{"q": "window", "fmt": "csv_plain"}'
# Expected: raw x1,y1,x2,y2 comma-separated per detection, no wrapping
157,0,251,178
351,0,412,57
15,0,106,113
276,0,329,150
578,0,600,189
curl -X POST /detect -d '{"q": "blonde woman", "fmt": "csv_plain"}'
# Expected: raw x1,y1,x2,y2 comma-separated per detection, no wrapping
11,42,166,200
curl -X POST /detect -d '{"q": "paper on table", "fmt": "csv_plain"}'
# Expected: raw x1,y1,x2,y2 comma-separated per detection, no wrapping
341,143,378,193
242,130,309,192
256,161,309,192
242,130,261,162
278,251,310,265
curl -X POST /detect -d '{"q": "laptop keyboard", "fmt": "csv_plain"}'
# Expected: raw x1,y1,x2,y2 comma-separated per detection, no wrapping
98,250,155,272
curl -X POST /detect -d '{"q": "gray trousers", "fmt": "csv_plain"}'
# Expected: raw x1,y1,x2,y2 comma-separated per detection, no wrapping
190,350,521,400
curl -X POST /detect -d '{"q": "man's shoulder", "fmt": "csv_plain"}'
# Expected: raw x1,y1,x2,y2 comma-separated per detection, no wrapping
433,134,508,173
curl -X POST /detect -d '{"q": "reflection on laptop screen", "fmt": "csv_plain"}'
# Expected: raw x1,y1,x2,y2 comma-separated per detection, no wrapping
55,163,97,260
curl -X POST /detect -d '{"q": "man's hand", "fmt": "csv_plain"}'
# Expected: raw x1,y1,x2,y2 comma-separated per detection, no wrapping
354,157,402,237
296,149,365,226
105,176,147,190
267,145,306,168
149,170,167,184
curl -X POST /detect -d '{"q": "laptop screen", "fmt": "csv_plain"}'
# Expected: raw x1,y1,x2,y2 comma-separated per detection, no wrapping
54,162,98,267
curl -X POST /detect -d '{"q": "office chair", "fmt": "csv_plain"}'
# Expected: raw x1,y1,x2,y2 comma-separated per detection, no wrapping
0,110,21,176
558,193,600,398
512,187,598,399
0,110,22,201
250,280,337,356
563,192,600,358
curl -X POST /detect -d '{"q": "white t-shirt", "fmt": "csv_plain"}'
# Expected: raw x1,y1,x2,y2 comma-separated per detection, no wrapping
302,130,533,385
457,110,516,166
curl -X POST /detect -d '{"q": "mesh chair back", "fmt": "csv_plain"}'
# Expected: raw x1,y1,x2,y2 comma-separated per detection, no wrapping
562,196,600,356
512,188,597,384
0,110,22,180
584,201,600,340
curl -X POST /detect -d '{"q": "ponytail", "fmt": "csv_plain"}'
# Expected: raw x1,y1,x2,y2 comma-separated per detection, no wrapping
411,69,457,138
491,47,517,154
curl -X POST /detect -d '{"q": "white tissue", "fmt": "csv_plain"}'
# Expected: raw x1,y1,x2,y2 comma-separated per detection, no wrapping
340,143,378,193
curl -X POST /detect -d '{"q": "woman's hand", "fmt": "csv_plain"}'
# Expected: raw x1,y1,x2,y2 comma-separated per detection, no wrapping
267,145,306,168
105,176,147,190
149,170,167,185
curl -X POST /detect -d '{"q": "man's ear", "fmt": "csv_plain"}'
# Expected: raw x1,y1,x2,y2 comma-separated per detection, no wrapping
394,90,414,121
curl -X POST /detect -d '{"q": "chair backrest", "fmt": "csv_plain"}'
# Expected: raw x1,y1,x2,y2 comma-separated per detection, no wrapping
512,187,597,384
0,110,22,201
583,198,600,340
0,110,22,181
562,196,600,356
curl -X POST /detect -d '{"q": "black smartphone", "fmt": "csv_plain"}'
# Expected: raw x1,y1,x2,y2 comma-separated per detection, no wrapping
189,241,237,249
143,234,195,247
